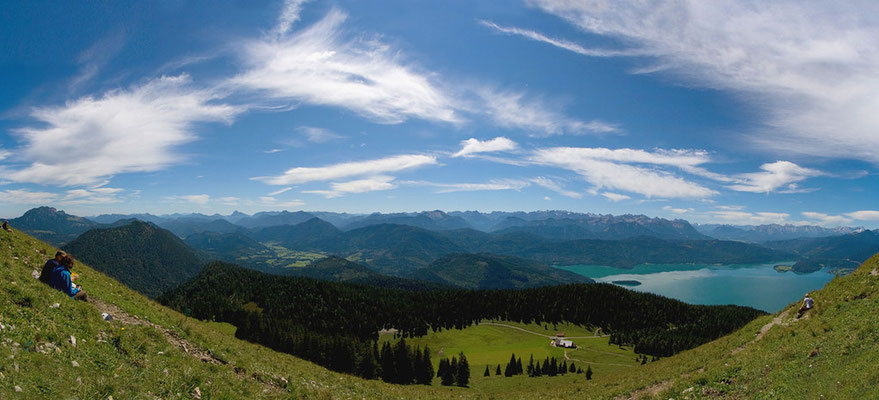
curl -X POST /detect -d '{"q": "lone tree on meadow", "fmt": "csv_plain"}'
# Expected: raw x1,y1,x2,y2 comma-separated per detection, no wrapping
585,365,593,380
484,365,491,377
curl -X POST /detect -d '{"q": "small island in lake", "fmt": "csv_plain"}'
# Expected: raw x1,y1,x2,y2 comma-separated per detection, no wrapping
611,280,642,287
773,264,793,272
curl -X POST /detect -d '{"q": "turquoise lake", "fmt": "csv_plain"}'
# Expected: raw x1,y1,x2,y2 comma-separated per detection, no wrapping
556,262,838,312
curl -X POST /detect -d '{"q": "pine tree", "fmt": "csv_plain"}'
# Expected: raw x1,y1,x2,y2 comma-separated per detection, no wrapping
418,346,434,385
504,353,516,377
484,365,490,377
380,341,395,383
516,357,523,375
569,361,576,373
495,364,501,376
542,357,550,377
527,354,535,377
561,360,568,375
456,352,470,387
437,358,448,378
534,362,542,377
585,365,593,380
441,357,457,386
393,338,414,384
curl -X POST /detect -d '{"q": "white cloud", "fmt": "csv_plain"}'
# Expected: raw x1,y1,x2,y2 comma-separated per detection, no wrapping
663,205,693,214
272,0,310,39
477,89,618,136
299,126,344,143
601,192,630,202
304,175,397,198
801,212,852,226
727,161,822,193
166,194,211,205
232,8,460,124
253,154,437,185
452,137,518,157
532,147,717,199
530,177,582,199
264,148,284,154
59,187,124,205
268,187,293,196
0,189,59,204
3,75,241,186
403,179,530,193
847,210,879,221
707,211,791,225
529,0,879,163
257,196,305,208
801,210,879,225
479,20,643,57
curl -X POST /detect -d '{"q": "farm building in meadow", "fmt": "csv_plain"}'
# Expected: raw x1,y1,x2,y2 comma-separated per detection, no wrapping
551,333,576,348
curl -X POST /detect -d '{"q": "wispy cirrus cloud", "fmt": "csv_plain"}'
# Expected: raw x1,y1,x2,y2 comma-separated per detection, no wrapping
165,194,211,205
528,0,879,163
403,178,530,193
304,175,397,198
299,126,345,143
476,88,619,136
479,20,643,57
530,177,582,199
531,147,717,199
253,154,437,185
232,8,460,124
2,75,242,186
726,161,822,193
452,137,518,157
707,210,792,225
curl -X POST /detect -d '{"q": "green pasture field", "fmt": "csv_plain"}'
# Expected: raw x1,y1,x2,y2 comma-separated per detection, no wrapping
380,319,639,388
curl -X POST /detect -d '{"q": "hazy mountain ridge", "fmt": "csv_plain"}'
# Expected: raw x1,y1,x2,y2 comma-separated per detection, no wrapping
697,223,863,242
764,230,879,272
9,206,104,246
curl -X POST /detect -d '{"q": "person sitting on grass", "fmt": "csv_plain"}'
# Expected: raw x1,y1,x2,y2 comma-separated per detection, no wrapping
797,293,814,318
39,250,66,284
49,254,88,301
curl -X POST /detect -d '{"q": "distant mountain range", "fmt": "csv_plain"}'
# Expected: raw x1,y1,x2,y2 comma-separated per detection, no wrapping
764,230,879,272
695,223,862,242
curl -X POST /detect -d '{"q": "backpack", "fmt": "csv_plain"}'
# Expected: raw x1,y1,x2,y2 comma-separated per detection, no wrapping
39,260,59,284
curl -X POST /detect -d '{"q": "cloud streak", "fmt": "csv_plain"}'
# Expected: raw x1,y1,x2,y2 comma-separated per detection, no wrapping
528,0,879,163
232,8,460,124
453,137,518,157
253,154,437,185
3,75,241,186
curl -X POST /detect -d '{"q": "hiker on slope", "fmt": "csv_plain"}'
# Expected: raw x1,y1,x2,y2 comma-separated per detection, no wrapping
49,254,88,301
797,293,814,318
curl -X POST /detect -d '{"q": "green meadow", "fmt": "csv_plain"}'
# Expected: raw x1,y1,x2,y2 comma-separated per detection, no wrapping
380,320,639,384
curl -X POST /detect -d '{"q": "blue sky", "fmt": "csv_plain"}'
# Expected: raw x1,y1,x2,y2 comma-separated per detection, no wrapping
2,0,878,228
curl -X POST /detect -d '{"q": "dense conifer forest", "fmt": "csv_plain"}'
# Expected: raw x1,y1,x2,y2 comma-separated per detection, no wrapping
161,262,765,381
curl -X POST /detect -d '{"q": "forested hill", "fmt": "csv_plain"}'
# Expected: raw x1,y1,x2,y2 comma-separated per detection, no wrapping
161,261,765,379
63,220,205,298
413,253,593,289
285,256,451,291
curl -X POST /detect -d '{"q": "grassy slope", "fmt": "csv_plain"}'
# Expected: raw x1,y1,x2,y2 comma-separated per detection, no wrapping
0,229,452,399
3,228,877,399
